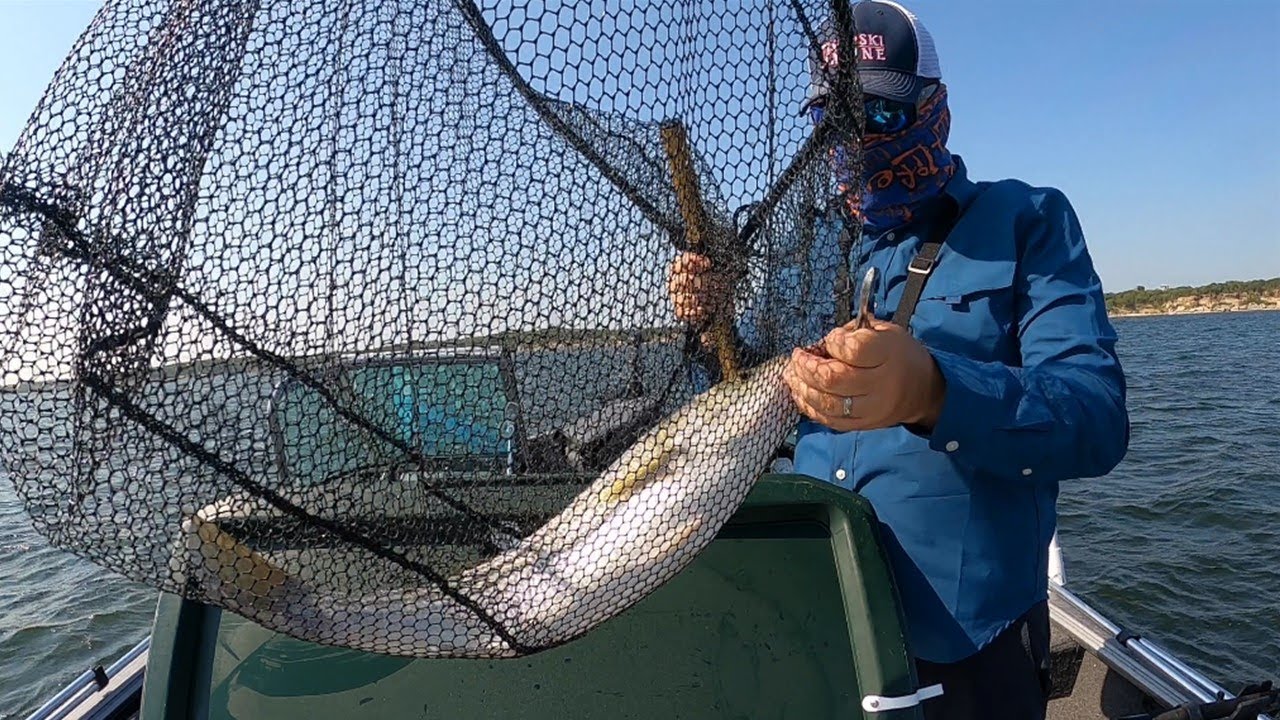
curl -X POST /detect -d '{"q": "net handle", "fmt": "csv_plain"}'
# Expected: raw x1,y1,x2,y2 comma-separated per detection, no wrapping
659,120,742,382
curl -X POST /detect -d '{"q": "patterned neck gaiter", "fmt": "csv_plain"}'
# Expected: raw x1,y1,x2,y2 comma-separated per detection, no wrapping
838,84,956,233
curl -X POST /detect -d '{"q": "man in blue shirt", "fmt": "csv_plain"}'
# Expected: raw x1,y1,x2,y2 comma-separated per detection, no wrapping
668,2,1129,718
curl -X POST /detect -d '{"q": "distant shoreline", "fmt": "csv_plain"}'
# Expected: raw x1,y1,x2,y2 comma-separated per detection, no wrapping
1110,306,1280,319
1104,280,1280,319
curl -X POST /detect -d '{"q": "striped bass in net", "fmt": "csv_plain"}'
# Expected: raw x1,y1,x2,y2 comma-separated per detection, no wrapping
177,354,796,657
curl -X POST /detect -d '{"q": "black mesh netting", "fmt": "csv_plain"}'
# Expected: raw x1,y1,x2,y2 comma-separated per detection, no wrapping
0,0,866,657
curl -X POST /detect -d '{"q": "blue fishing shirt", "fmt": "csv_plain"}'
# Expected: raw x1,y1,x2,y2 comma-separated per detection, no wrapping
694,156,1129,663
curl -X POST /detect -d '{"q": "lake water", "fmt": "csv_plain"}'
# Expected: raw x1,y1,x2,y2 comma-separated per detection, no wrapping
2,311,1278,717
1055,311,1280,686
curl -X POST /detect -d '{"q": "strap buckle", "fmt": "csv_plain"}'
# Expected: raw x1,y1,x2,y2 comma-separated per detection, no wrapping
908,255,936,275
861,684,945,713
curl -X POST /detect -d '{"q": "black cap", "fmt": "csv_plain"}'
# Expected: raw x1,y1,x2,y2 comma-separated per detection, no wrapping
802,0,942,110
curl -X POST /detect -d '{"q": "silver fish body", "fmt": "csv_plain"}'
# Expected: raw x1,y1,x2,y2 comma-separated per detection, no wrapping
178,354,797,658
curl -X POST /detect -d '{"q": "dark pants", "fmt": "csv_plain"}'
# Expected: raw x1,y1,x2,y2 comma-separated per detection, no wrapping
915,600,1052,720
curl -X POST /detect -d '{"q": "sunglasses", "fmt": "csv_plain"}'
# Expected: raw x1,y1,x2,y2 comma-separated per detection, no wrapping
809,95,917,136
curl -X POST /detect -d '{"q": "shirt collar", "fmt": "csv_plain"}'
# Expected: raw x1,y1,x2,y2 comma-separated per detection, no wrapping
942,154,979,210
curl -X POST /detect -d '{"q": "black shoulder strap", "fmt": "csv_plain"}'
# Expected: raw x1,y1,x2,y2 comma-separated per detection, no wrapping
891,195,961,328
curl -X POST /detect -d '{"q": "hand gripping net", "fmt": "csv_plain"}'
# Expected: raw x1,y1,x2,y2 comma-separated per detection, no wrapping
0,0,866,657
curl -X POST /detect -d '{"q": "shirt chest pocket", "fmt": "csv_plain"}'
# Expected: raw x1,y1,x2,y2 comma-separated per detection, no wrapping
907,256,1019,362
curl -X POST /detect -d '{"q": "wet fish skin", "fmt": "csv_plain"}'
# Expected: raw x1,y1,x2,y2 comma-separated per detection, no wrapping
456,354,797,650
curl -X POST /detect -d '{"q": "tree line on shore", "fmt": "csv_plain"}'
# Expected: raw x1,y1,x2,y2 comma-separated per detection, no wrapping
1104,278,1280,313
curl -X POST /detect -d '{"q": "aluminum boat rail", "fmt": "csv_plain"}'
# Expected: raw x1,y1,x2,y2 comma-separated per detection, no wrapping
1050,580,1274,720
25,636,149,720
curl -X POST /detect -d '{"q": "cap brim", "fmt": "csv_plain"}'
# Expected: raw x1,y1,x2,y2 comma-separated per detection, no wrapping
859,69,923,103
800,68,924,112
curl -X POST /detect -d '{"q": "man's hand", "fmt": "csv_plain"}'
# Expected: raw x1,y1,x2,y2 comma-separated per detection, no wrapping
782,319,947,432
667,252,733,327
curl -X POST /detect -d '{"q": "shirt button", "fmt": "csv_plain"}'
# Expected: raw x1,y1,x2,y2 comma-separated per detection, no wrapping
944,440,960,452
1022,468,1033,476
885,232,896,242
835,468,847,481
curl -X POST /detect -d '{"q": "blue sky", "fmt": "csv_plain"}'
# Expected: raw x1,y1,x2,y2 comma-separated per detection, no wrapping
1,0,1277,292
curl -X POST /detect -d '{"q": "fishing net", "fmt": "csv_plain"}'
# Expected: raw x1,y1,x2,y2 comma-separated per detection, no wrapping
0,0,866,657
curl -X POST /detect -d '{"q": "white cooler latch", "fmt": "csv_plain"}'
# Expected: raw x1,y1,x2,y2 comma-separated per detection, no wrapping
861,684,945,713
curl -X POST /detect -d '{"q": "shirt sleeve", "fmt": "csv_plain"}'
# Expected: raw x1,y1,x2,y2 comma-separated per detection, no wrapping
921,187,1130,482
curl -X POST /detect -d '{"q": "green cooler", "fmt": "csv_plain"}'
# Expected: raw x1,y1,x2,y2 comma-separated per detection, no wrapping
139,474,926,720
